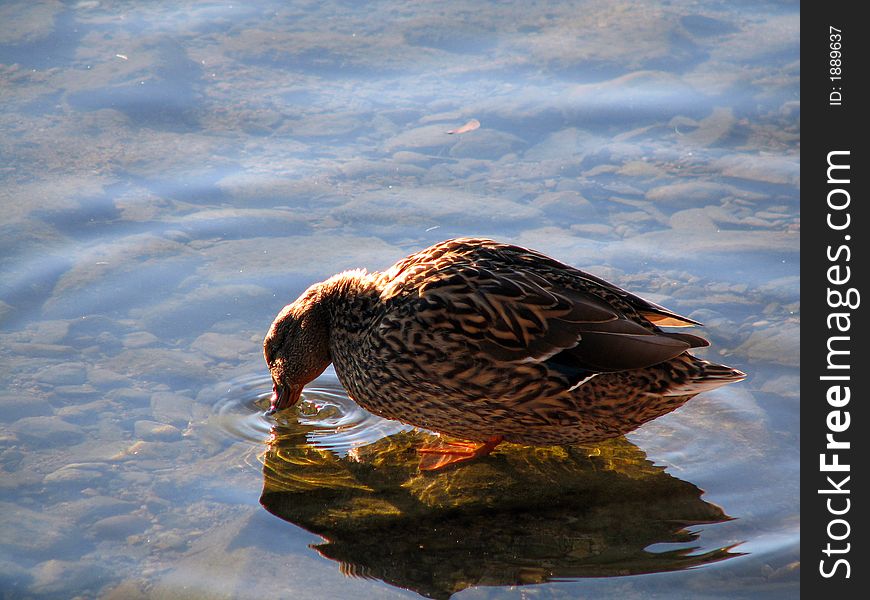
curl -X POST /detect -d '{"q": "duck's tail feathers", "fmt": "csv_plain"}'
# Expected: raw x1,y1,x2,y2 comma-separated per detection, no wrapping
663,359,746,397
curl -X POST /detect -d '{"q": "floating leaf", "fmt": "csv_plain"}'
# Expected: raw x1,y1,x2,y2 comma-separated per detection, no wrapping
446,119,480,135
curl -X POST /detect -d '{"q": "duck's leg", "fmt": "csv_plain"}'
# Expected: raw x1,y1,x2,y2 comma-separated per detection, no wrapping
417,436,504,471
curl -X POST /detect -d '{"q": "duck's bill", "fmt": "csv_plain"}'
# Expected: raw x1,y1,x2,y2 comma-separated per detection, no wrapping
265,382,302,416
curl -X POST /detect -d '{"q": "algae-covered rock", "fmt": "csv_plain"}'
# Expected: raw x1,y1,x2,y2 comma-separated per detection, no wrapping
260,424,737,599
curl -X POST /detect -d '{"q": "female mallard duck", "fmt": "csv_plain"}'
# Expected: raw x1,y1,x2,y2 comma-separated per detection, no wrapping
264,238,744,470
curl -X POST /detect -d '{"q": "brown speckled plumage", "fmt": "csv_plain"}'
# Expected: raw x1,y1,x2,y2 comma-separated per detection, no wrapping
264,238,745,448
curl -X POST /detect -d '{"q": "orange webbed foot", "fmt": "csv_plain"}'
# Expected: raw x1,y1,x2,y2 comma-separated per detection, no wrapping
417,436,503,471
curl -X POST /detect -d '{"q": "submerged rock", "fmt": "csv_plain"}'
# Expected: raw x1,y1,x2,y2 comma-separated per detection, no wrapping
134,420,183,442
43,465,105,487
34,362,87,386
90,514,151,540
30,559,109,596
0,502,79,557
0,392,50,422
191,332,258,362
149,391,195,427
10,416,85,447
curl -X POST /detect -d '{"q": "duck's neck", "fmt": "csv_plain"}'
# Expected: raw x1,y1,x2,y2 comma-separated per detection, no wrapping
318,269,384,334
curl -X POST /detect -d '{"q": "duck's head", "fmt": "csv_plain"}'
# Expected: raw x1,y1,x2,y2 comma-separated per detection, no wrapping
263,283,332,415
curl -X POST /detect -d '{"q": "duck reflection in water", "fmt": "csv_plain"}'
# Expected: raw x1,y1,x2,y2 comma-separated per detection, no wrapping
259,417,742,600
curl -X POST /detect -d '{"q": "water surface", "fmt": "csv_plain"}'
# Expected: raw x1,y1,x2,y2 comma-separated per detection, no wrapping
1,1,798,598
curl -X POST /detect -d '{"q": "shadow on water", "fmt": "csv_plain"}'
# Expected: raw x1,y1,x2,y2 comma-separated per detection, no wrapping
67,35,204,132
0,7,83,70
257,390,743,599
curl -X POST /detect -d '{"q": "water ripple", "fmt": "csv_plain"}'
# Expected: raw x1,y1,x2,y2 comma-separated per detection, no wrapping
209,372,412,457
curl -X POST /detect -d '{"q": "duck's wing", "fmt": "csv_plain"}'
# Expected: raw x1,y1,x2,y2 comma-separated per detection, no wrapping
562,267,703,328
414,261,707,385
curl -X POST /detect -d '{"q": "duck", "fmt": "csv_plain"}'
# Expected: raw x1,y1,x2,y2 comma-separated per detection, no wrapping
264,237,745,470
